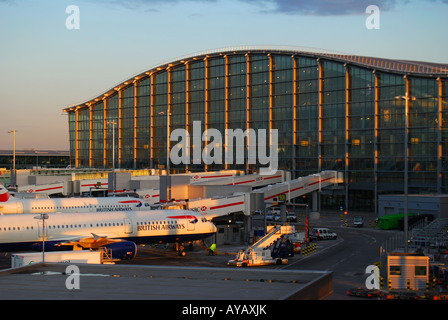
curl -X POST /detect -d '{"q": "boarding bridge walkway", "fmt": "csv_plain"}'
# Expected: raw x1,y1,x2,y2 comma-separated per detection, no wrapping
187,171,342,219
255,171,342,206
13,170,343,222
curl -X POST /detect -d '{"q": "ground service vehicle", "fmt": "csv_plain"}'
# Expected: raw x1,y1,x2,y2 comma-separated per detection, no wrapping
377,213,414,230
353,216,364,227
311,228,337,240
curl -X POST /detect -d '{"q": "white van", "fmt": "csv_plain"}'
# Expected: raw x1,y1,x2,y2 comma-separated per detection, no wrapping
311,228,337,240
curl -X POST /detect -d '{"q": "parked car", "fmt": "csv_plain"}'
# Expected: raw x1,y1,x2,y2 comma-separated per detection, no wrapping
287,212,297,222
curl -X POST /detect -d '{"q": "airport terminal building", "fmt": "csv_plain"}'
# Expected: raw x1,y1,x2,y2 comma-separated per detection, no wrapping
63,46,448,212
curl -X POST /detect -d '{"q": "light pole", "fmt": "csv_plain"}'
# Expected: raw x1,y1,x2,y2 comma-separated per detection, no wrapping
34,213,49,264
8,130,16,188
107,120,117,194
395,91,416,253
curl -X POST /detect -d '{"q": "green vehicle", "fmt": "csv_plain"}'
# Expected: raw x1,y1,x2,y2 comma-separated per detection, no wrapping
378,213,414,230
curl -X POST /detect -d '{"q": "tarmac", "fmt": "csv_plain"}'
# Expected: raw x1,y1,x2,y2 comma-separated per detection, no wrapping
0,244,333,300
0,213,358,301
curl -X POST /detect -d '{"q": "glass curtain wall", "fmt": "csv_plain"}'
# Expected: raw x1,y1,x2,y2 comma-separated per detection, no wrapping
206,58,226,171
105,93,119,169
120,85,135,168
92,101,104,168
227,55,247,171
248,55,269,172
151,72,168,169
65,50,448,212
171,65,187,171
347,66,375,211
408,77,438,193
295,56,319,177
68,112,76,167
376,73,406,193
77,108,90,167
321,61,346,171
136,76,151,168
272,55,293,170
442,79,448,193
188,61,205,172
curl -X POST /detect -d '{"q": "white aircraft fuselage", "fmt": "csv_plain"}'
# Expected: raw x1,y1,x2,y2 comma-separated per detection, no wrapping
0,196,149,214
0,210,216,257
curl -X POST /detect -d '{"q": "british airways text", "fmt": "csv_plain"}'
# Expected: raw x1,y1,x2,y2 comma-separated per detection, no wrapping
137,223,186,231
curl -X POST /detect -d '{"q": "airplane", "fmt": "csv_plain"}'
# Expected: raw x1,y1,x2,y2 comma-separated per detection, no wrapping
0,209,217,259
0,183,150,214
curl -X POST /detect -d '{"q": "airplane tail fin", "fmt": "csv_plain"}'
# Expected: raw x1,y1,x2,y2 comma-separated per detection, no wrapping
0,183,11,202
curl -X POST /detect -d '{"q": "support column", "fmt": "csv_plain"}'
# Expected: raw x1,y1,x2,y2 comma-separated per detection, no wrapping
89,104,94,168
404,75,410,253
224,55,230,171
133,79,140,169
245,53,251,173
317,59,323,173
102,96,108,168
75,108,80,168
374,71,380,217
117,88,123,170
344,64,350,213
167,66,173,175
185,62,191,172
269,54,274,165
310,191,320,220
292,56,298,177
204,57,210,172
149,72,155,169
437,77,443,193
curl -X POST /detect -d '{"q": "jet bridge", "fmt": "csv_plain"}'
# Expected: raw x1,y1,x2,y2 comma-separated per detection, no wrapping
187,171,343,219
255,171,343,208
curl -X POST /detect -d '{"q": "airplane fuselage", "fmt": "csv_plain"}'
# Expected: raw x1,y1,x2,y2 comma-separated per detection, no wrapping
0,197,149,214
0,210,216,253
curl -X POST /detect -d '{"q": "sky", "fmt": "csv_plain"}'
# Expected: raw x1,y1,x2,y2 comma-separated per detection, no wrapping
0,0,447,151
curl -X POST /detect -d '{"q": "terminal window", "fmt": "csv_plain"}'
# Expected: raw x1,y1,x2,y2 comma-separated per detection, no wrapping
415,266,427,276
389,266,401,275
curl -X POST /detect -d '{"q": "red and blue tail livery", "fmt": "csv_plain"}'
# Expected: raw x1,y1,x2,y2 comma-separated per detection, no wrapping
0,184,11,202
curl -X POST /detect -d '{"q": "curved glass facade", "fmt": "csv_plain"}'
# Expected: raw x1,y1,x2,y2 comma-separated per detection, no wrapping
63,47,448,212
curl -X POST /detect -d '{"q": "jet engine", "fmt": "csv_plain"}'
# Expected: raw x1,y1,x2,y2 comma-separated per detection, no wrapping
103,241,137,260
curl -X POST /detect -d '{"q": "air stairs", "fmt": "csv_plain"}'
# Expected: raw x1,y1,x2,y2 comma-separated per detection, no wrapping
227,225,295,267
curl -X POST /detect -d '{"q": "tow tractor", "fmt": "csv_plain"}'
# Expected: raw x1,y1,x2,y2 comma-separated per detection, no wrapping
228,225,295,267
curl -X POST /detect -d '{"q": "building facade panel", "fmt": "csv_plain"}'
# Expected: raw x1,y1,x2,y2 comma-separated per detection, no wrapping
63,48,448,212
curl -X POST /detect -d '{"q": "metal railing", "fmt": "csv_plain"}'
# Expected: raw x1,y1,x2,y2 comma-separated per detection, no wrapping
380,218,448,255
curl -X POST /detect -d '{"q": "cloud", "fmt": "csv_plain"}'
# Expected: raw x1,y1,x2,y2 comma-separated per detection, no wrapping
97,0,218,7
82,0,448,16
242,0,399,16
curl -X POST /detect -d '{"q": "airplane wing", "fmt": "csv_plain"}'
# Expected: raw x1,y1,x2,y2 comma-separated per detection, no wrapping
54,233,123,249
